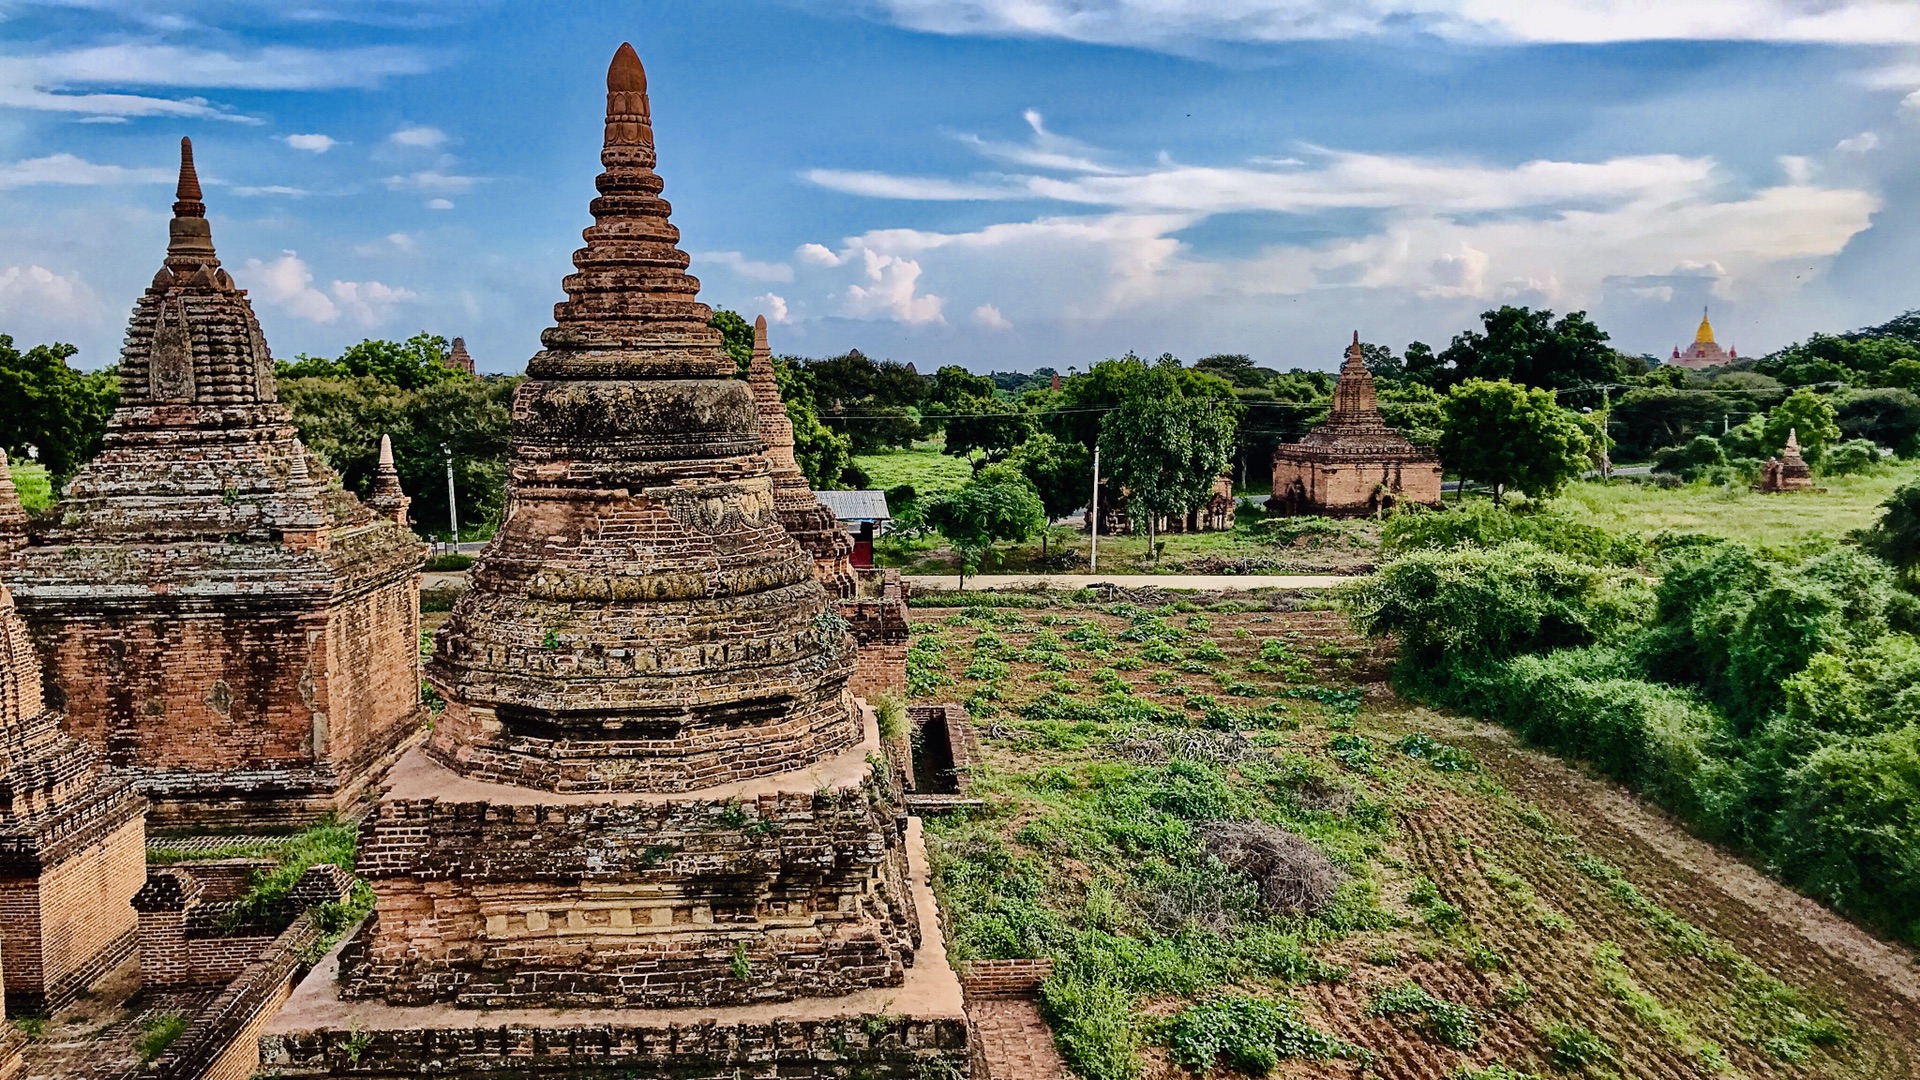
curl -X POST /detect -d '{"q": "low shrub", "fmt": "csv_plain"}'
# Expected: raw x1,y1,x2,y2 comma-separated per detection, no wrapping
1165,994,1360,1075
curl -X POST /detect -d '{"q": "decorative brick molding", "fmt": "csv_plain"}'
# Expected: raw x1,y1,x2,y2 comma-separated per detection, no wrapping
141,911,322,1080
962,958,1054,1000
842,568,910,702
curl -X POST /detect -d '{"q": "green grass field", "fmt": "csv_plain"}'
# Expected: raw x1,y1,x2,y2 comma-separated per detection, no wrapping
1555,462,1918,548
851,440,975,497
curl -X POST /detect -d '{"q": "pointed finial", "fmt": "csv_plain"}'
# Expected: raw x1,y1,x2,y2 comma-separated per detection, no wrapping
753,314,769,353
176,137,204,206
1786,427,1800,451
166,136,219,271
378,433,396,469
1352,330,1360,347
603,42,653,154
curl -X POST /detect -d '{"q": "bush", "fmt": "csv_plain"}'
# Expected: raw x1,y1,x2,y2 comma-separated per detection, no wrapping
1776,722,1920,937
1819,439,1882,477
1651,434,1728,483
1165,994,1358,1075
423,553,474,572
1367,981,1481,1049
1343,542,1649,668
1380,501,1644,566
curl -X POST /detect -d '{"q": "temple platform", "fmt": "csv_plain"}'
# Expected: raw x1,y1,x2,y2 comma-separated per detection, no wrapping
258,818,969,1078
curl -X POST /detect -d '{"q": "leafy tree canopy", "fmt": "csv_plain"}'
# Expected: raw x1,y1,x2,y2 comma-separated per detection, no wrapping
922,463,1046,585
1761,388,1841,462
1436,306,1619,392
1097,357,1241,553
0,335,118,480
277,332,465,390
1439,378,1592,503
771,355,854,490
709,309,754,376
927,365,1034,464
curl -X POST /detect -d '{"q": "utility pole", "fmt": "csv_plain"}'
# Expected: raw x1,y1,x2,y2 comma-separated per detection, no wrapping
1598,387,1613,481
1089,444,1101,573
443,444,459,556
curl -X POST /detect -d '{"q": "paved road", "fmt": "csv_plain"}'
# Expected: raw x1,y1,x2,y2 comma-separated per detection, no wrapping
904,573,1351,591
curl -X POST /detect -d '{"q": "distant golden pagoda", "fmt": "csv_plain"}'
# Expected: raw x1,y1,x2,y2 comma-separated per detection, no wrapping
1669,308,1737,369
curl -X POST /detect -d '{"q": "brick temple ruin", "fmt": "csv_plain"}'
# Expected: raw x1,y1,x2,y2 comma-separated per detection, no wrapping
748,314,912,701
1271,332,1442,516
1758,428,1816,492
261,44,967,1077
8,140,426,830
0,453,147,1019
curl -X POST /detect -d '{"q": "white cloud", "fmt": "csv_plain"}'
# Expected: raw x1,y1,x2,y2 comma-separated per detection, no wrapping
425,198,455,210
27,43,429,90
330,279,417,326
753,293,792,323
232,184,314,197
285,134,336,153
1780,155,1815,184
0,153,171,189
842,247,945,324
973,303,1012,330
797,242,845,267
389,125,448,149
356,232,419,256
385,170,477,194
955,109,1121,174
1903,89,1920,116
0,42,428,121
697,250,795,282
864,0,1920,48
1835,131,1880,153
244,251,337,323
0,265,99,319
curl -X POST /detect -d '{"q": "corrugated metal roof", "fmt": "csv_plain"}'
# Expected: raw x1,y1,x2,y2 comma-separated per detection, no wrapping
813,489,892,522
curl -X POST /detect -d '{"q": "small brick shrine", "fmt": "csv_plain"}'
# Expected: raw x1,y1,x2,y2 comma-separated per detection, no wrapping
0,455,147,1016
9,140,425,830
1271,332,1442,517
264,44,966,1079
1758,428,1816,493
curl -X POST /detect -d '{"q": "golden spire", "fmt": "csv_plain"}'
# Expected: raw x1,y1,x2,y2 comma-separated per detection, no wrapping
1694,307,1715,345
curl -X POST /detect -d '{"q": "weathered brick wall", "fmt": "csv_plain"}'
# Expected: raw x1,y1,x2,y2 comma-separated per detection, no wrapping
851,640,907,702
907,704,978,795
32,606,327,775
0,811,143,1012
1270,456,1442,517
142,912,320,1080
962,958,1054,999
341,769,920,1009
259,1013,972,1079
184,932,276,987
322,573,419,779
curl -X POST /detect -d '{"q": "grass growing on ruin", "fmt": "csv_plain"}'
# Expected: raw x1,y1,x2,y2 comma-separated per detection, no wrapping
133,1012,187,1062
912,593,1886,1080
8,462,52,515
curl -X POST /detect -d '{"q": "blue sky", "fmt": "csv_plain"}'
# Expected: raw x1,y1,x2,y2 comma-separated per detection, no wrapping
2,1,1918,375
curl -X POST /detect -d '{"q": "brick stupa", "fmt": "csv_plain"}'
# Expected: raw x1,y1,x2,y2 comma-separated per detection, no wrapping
9,140,425,830
263,45,966,1078
1758,427,1816,492
0,454,146,1015
748,314,857,597
1271,332,1442,516
444,336,475,376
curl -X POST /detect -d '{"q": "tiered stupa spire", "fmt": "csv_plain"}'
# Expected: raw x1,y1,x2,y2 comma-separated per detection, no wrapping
10,138,425,829
1269,331,1442,516
366,434,409,524
750,314,857,596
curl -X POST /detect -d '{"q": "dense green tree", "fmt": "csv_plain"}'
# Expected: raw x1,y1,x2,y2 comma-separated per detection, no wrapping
1758,330,1920,387
1005,433,1090,555
1439,379,1592,503
1762,389,1841,463
1436,306,1617,392
1358,341,1403,388
709,309,755,377
0,335,118,480
1377,383,1444,447
1651,435,1728,481
798,349,926,453
1865,478,1920,576
922,463,1046,587
1098,358,1241,557
1611,387,1743,461
771,355,853,490
1192,353,1270,389
1836,389,1920,458
278,373,517,537
1402,341,1446,388
927,366,1034,464
278,332,463,390
1883,359,1920,394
